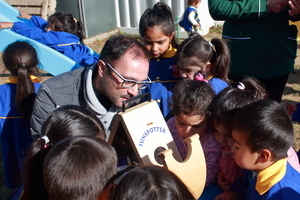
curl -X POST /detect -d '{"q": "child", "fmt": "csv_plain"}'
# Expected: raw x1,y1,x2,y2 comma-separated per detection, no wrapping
108,165,195,200
20,105,107,200
0,10,98,66
139,2,181,117
167,79,222,187
43,136,117,200
0,41,41,189
286,102,300,122
211,77,268,192
175,33,230,95
212,78,300,200
231,99,300,199
179,0,202,35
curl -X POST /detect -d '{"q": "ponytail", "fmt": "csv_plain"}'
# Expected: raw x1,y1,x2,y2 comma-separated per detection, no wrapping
176,34,230,82
2,41,40,121
211,76,268,125
209,38,230,82
20,138,50,200
15,62,36,120
75,19,85,44
239,77,268,100
48,12,85,44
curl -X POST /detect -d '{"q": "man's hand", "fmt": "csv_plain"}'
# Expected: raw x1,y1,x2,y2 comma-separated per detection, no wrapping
288,0,300,16
0,22,13,30
18,10,32,20
268,0,289,13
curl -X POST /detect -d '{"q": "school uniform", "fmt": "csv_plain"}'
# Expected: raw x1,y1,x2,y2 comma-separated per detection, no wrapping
0,77,41,189
143,45,181,117
245,159,300,200
12,16,98,66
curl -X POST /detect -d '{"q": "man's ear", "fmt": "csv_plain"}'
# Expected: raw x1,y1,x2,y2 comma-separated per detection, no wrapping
97,60,106,77
258,149,272,164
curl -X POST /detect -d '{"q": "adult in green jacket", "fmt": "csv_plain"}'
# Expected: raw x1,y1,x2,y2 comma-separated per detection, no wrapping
208,0,300,102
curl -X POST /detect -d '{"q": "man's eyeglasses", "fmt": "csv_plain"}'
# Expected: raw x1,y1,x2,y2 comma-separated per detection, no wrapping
105,62,151,90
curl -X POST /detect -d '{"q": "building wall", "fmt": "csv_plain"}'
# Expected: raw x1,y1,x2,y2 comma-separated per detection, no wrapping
56,0,117,38
56,0,215,39
116,0,215,38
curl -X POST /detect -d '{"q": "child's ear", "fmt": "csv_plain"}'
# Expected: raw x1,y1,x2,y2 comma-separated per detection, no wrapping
170,32,175,41
258,149,272,163
205,62,212,74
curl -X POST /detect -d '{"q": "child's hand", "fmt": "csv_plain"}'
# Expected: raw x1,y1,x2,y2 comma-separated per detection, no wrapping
214,190,238,200
286,103,297,116
217,172,230,191
0,22,13,30
18,10,32,20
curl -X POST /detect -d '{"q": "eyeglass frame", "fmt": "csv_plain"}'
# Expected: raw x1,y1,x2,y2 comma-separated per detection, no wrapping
104,61,151,90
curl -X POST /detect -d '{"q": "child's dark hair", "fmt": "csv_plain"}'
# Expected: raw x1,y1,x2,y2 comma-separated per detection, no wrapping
211,77,268,126
44,136,117,200
47,11,85,44
108,165,195,200
172,79,214,118
232,99,294,160
139,2,177,48
188,0,201,5
20,105,105,200
2,41,40,120
175,33,230,82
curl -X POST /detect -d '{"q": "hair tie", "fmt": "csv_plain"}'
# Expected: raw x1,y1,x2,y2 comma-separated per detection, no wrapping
194,72,208,83
40,135,50,148
74,18,77,23
237,82,245,90
18,63,26,68
208,41,217,55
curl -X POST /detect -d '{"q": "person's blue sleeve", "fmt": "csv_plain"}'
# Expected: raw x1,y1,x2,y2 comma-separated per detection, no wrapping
12,22,64,46
292,103,300,122
30,15,47,29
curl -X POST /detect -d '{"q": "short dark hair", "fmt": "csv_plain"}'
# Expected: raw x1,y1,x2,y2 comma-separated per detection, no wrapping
109,165,195,200
100,34,149,63
172,79,214,117
44,136,117,200
232,99,294,160
211,77,267,126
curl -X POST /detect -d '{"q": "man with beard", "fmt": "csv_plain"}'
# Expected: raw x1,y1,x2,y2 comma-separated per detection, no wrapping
30,35,151,140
